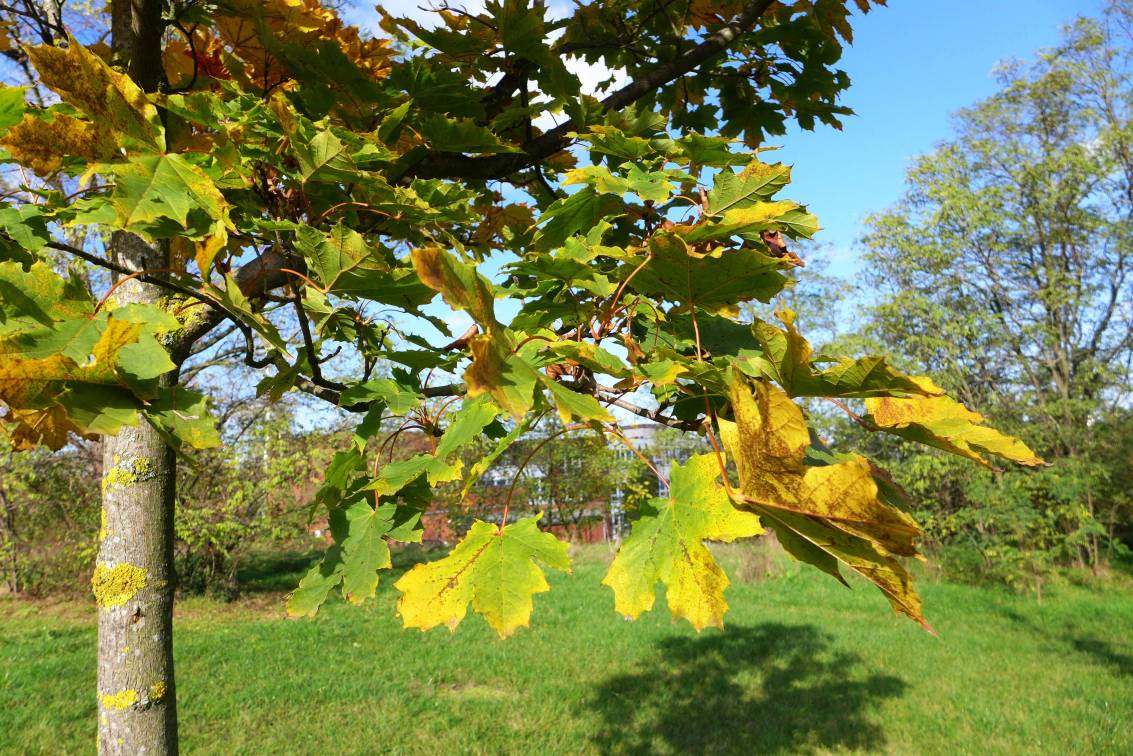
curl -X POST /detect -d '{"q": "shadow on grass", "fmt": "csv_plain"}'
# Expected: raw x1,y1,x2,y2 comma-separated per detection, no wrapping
585,623,906,754
1071,637,1133,677
996,607,1133,678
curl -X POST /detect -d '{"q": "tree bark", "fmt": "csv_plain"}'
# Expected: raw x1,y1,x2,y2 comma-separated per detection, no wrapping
95,232,179,755
94,3,181,752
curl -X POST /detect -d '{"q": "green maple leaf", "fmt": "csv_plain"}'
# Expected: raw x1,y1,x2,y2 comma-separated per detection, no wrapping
111,153,229,241
0,86,25,131
419,115,521,154
740,309,940,398
680,201,805,244
534,187,624,251
287,496,423,617
706,161,792,214
627,233,788,314
369,395,499,497
296,222,395,293
0,204,49,262
0,261,93,336
602,453,763,631
395,515,571,638
145,386,220,451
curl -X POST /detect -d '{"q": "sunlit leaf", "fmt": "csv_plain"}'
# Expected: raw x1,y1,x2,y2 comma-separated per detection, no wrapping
720,373,930,628
395,515,570,638
25,37,163,149
603,454,763,630
865,377,1045,468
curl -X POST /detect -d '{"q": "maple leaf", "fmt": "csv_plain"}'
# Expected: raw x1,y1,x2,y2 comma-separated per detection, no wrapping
368,395,499,497
0,113,118,176
865,377,1045,468
25,37,163,149
626,232,788,315
0,316,142,445
395,515,571,638
602,453,763,631
720,373,930,628
0,261,94,336
215,0,394,90
410,245,499,330
287,495,423,617
2,404,92,451
296,222,391,293
470,203,535,246
146,387,221,451
462,332,539,418
705,160,792,214
110,153,231,253
742,309,942,398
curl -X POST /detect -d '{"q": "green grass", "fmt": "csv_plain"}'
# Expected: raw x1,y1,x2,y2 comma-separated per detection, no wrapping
2,544,1132,754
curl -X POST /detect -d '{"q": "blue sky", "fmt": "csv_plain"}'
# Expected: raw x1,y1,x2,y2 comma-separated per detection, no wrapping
772,0,1106,275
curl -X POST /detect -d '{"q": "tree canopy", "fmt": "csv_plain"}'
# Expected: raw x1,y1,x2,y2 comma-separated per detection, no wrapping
853,0,1133,586
0,0,1045,635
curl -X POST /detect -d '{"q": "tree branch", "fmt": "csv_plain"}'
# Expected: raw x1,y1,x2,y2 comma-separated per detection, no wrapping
396,0,775,182
595,385,700,430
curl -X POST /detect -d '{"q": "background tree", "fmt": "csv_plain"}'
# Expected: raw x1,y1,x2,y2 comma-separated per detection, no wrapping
0,432,99,594
515,419,632,541
851,0,1133,587
0,1,1041,752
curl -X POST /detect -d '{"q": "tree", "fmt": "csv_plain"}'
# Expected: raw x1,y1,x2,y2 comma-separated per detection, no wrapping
854,0,1133,584
0,0,1040,752
512,418,633,541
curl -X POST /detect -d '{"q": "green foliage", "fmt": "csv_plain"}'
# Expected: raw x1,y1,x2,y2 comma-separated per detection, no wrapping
0,0,1039,636
849,1,1133,587
174,406,338,599
0,434,99,595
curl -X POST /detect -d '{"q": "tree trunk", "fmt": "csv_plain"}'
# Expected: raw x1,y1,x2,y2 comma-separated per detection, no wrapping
95,232,179,755
0,483,20,593
95,3,179,752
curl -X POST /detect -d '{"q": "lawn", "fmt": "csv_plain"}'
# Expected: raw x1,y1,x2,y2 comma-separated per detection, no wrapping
2,544,1131,755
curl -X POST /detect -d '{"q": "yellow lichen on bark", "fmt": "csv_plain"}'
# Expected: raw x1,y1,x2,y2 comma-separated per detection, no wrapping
101,456,155,493
99,689,138,710
91,563,147,607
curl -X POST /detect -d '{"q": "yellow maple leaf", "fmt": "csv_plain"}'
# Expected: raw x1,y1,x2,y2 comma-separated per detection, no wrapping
721,373,930,628
0,113,119,176
865,376,1045,467
25,37,163,149
602,453,763,631
215,0,393,92
2,405,93,451
395,516,570,638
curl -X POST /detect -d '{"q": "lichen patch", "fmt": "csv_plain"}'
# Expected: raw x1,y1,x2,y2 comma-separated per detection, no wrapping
91,563,147,607
101,456,157,494
100,689,138,711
